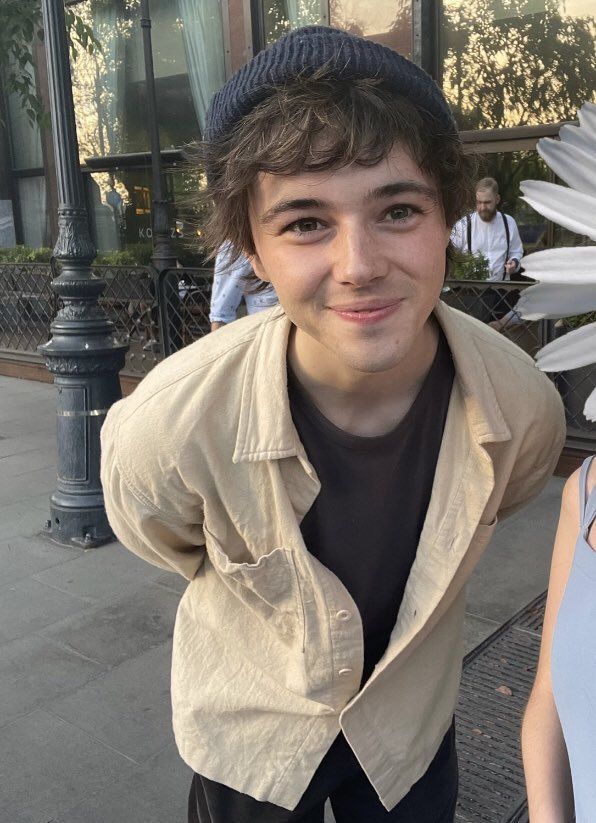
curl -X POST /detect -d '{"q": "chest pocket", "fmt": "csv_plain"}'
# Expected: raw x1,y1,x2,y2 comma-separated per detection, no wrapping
204,527,304,644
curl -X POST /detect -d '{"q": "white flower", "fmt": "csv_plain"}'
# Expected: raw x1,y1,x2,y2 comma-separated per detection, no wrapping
517,101,596,420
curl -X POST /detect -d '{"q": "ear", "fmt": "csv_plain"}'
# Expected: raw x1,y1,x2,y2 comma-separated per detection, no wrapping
496,194,501,205
248,252,271,284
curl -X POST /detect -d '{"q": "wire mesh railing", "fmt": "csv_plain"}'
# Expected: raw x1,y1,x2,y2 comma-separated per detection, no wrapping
443,279,596,444
0,263,594,444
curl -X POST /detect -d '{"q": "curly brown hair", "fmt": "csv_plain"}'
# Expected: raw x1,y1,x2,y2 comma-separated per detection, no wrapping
190,68,476,282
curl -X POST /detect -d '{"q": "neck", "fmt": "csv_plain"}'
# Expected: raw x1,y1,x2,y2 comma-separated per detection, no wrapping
288,319,439,437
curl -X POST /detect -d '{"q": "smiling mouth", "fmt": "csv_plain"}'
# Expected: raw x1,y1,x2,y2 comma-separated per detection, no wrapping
329,301,403,324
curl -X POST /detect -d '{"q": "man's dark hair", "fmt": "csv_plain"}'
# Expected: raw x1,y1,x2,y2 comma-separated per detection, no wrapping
192,68,476,281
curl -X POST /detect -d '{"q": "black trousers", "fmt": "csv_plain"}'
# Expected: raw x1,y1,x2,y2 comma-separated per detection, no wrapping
188,721,458,823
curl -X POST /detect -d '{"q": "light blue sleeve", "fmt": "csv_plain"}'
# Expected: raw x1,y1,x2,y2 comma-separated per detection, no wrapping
209,246,250,324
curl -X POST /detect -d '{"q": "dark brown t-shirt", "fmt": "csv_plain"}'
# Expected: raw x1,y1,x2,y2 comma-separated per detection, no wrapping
288,331,455,685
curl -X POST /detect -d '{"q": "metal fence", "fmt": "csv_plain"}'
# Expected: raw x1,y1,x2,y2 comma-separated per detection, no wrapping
0,263,594,445
443,279,596,444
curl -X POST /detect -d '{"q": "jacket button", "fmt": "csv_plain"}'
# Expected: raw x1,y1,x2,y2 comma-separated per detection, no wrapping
338,668,353,676
336,610,352,621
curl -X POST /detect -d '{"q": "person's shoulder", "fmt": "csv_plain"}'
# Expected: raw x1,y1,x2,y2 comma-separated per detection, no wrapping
108,308,283,427
445,304,560,404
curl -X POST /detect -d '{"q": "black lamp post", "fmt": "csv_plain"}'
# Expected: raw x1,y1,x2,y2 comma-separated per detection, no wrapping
39,0,128,548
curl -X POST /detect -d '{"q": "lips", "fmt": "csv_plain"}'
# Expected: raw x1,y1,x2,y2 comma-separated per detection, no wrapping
329,300,403,324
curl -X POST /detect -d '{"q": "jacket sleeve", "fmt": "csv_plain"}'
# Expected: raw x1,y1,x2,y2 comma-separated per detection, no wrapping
100,402,206,581
496,377,566,520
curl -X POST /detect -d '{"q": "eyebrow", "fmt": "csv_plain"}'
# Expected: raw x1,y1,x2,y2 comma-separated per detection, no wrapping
258,180,438,225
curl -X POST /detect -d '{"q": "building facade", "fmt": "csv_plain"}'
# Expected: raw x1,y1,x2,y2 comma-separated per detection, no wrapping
0,0,595,261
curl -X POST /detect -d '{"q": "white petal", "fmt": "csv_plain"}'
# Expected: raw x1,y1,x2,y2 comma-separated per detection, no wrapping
517,284,596,319
521,246,596,284
537,139,596,196
559,123,595,154
578,101,596,135
535,322,596,372
520,181,596,241
583,386,596,422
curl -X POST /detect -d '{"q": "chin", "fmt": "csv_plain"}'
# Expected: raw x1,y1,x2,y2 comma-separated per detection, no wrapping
340,346,410,375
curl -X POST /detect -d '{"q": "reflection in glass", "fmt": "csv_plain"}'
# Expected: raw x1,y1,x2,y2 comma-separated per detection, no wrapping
71,0,226,160
329,0,411,57
442,0,596,129
261,0,411,56
261,0,325,44
86,165,206,263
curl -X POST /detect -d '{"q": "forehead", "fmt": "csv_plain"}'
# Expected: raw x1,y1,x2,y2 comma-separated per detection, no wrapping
249,143,435,209
476,188,496,200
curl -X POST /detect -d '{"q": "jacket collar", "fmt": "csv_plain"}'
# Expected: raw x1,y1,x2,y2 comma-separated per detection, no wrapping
233,301,511,463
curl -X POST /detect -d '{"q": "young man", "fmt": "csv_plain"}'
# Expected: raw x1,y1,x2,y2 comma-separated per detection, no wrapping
100,26,566,823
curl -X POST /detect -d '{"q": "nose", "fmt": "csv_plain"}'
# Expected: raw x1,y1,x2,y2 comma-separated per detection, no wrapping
332,225,387,287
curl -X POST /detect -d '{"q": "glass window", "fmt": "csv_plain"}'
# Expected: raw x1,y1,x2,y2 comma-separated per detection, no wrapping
86,164,206,264
260,1,411,57
71,0,226,159
261,1,326,45
17,177,49,248
329,0,411,58
441,0,596,130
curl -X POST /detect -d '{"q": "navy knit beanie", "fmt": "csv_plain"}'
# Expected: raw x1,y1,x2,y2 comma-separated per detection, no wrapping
205,25,456,146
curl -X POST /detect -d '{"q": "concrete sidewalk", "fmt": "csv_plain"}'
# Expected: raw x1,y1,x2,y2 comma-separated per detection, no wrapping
0,375,565,823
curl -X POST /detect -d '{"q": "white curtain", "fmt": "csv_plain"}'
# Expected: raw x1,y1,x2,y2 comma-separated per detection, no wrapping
93,0,119,155
285,0,324,28
178,0,226,134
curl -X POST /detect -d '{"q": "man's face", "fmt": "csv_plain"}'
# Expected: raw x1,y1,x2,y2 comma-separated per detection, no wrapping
476,188,499,222
248,143,450,376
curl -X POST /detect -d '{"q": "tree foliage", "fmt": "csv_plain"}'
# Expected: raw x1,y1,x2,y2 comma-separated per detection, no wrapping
443,0,596,130
0,0,99,127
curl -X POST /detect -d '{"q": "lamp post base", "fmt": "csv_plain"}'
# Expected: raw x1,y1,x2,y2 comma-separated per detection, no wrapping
44,495,115,548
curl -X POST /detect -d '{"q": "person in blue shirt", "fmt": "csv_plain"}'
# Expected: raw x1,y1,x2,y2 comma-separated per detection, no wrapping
209,242,278,331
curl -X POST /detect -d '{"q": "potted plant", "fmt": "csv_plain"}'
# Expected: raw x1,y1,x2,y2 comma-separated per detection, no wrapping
442,250,491,321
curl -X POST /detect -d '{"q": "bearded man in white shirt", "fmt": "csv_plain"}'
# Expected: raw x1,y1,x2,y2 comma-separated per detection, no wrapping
451,177,524,282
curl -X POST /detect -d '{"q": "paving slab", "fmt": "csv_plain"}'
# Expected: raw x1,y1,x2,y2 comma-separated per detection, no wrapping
0,465,57,508
0,444,57,477
0,709,139,823
49,642,176,764
55,744,191,823
39,582,180,668
0,498,54,540
0,533,80,588
0,634,105,729
0,576,90,643
33,540,163,602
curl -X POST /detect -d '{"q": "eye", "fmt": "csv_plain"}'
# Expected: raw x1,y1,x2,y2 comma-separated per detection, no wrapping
385,205,415,222
284,218,324,235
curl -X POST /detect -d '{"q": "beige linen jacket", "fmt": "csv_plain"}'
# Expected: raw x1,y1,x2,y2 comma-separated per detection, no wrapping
100,301,565,811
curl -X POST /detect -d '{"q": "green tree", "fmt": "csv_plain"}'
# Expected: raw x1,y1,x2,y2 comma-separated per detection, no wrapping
0,0,98,127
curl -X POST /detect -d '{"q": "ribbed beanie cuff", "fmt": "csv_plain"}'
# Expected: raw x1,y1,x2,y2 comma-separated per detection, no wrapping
205,25,456,148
